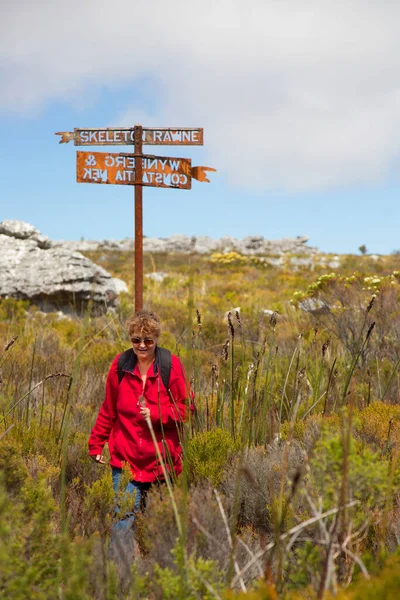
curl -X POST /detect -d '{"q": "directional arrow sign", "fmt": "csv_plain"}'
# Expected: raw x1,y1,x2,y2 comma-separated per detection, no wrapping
76,151,193,189
58,127,204,146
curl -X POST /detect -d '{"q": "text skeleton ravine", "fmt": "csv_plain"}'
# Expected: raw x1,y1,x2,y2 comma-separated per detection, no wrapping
76,151,192,189
74,128,203,146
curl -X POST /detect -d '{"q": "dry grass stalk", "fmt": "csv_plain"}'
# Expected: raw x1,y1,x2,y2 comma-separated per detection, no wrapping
214,489,246,592
231,500,359,587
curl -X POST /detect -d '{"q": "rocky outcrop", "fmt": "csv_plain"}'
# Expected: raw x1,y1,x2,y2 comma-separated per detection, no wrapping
55,234,317,255
0,220,127,312
0,220,52,249
54,234,343,269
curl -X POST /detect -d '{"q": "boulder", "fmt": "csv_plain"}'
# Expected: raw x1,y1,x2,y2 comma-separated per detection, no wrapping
239,235,266,253
0,220,127,312
0,219,51,249
299,298,330,314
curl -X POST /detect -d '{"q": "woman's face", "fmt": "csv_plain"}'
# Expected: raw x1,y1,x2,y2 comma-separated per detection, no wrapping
131,329,158,361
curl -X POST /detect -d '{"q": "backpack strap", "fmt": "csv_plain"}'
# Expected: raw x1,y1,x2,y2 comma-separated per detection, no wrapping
117,348,136,384
117,346,172,391
155,346,172,392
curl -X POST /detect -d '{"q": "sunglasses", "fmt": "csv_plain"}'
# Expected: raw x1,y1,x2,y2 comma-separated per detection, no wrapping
131,337,155,347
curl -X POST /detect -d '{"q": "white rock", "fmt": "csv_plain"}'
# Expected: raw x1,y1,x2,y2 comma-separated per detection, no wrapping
53,240,100,252
327,259,341,269
0,219,51,249
265,257,285,267
0,221,124,312
192,236,219,254
145,272,169,283
142,238,168,253
299,298,329,313
290,257,314,268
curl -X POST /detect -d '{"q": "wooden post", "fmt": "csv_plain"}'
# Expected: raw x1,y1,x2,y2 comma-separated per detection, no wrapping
134,125,143,311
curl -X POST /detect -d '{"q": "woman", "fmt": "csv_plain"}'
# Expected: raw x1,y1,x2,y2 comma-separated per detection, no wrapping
88,310,192,532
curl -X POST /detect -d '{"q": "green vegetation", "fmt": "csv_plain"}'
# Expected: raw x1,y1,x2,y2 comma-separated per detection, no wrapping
0,250,399,599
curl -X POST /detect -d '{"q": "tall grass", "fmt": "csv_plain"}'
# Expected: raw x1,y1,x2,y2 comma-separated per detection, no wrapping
1,252,400,598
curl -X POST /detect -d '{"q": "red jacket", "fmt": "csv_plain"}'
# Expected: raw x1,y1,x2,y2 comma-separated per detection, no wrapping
88,350,192,483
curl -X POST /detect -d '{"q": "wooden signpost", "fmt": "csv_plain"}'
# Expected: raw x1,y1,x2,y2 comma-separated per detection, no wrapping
56,124,215,310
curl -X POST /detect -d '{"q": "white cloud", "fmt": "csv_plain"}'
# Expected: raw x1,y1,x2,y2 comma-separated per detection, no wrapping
1,0,400,190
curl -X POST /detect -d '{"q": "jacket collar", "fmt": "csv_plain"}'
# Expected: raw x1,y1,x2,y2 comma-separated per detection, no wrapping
122,346,161,377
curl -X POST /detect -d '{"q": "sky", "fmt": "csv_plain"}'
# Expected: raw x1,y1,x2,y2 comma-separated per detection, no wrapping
1,0,400,254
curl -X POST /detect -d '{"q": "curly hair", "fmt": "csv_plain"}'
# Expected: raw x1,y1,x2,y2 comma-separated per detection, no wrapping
125,310,161,339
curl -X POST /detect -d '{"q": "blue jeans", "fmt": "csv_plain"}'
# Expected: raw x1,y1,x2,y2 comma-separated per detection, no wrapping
111,467,151,531
108,467,152,562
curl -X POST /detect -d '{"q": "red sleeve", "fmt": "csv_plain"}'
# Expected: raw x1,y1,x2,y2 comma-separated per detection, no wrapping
148,355,193,428
88,355,119,455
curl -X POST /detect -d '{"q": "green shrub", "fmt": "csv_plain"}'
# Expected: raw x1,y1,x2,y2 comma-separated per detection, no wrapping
153,545,224,600
10,422,60,465
0,473,93,599
187,428,238,486
0,298,30,322
83,470,114,536
80,339,124,371
354,401,400,450
309,429,395,535
0,440,29,494
50,317,82,345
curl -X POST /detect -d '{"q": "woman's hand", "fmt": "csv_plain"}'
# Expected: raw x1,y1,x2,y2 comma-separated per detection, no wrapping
138,395,150,420
140,406,150,420
91,454,106,464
